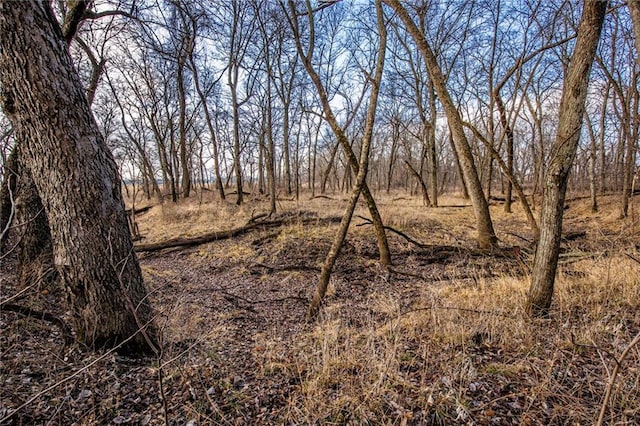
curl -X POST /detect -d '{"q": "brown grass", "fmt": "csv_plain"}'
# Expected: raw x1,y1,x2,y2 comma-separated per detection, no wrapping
4,188,638,424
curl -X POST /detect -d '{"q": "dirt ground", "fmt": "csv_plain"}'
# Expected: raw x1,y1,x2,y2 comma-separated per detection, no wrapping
1,192,639,425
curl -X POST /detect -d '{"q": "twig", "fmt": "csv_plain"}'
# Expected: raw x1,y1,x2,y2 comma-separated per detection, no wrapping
0,178,15,245
506,232,533,244
388,267,427,280
625,252,640,265
0,279,42,306
596,330,640,426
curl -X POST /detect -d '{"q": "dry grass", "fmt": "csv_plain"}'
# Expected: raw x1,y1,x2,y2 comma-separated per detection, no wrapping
4,188,638,424
237,190,640,424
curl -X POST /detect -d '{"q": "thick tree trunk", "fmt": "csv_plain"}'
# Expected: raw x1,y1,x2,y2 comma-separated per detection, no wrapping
527,0,607,317
449,132,469,199
0,0,158,354
9,147,56,287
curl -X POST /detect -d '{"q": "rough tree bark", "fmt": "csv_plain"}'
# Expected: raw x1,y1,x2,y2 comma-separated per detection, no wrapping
527,0,607,317
0,146,56,287
0,0,158,354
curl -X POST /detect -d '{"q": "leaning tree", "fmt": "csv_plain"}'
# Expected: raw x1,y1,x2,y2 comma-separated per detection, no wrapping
0,0,158,355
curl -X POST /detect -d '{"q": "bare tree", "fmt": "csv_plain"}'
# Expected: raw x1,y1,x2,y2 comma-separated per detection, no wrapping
304,0,387,319
286,0,391,265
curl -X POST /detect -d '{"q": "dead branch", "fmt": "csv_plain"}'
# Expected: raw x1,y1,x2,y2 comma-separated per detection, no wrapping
310,195,335,200
125,205,153,216
506,231,533,244
625,252,640,265
1,303,73,344
562,231,587,242
356,214,428,248
597,330,640,426
135,214,342,253
250,262,320,273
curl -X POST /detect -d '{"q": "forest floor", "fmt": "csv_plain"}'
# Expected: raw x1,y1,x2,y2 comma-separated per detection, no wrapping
1,190,640,425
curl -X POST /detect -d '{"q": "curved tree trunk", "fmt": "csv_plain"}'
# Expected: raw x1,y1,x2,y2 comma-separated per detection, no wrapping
0,0,158,354
527,0,607,317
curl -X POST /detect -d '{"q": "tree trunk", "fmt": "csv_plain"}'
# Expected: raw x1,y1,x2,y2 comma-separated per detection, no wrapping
189,54,225,201
307,0,387,319
619,81,638,218
495,95,514,213
449,131,469,199
585,113,598,212
385,0,497,248
427,80,438,207
0,0,158,355
266,79,277,215
527,0,607,317
177,48,191,199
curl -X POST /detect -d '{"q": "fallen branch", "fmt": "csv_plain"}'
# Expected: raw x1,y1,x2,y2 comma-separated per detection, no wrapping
135,222,262,252
125,205,153,216
1,303,73,344
625,252,640,265
310,195,335,200
506,232,533,244
251,262,321,273
562,230,586,242
135,214,342,253
356,215,428,248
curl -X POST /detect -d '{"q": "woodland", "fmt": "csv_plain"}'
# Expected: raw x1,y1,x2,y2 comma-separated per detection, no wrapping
0,0,640,424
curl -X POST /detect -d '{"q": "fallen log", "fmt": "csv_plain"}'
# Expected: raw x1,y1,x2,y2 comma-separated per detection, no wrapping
135,214,342,253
